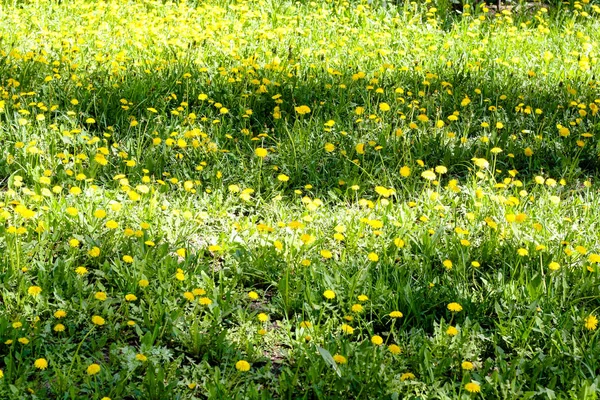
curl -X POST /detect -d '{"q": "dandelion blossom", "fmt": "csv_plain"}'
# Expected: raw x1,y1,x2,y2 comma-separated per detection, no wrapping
300,321,312,328
86,363,101,375
465,381,481,393
400,372,415,381
447,302,463,312
257,313,269,322
255,148,268,158
388,344,401,354
320,250,333,259
34,358,48,370
379,103,390,112
235,360,251,372
371,335,383,345
421,170,436,181
351,304,363,313
294,105,311,115
461,361,474,370
199,297,212,305
28,286,42,297
442,259,453,270
323,290,336,300
585,314,598,331
333,354,347,364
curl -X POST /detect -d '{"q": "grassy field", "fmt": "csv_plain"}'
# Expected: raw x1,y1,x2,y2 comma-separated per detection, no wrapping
1,0,600,398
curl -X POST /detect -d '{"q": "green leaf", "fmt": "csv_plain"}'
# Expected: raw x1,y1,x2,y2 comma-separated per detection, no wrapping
317,346,341,377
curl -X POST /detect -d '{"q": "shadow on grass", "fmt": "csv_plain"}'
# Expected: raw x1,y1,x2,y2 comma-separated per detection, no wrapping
1,56,599,196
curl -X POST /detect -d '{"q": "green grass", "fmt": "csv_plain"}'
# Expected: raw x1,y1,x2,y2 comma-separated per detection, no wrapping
1,0,600,398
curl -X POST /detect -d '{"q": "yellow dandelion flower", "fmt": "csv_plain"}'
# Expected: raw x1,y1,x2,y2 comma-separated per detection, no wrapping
95,292,107,301
371,335,383,345
351,304,363,313
447,302,463,312
175,269,186,281
88,247,100,257
388,344,401,355
75,266,88,276
368,252,379,262
465,381,481,393
34,358,48,370
199,297,212,305
28,286,42,296
300,321,312,328
400,372,415,381
421,170,436,181
105,220,118,229
86,363,101,375
320,250,333,259
257,313,269,322
235,360,251,372
442,259,453,270
379,102,390,112
585,314,598,331
333,354,347,364
255,148,268,158
294,105,311,115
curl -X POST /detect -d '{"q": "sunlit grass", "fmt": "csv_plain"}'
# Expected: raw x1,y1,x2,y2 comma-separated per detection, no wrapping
1,0,600,398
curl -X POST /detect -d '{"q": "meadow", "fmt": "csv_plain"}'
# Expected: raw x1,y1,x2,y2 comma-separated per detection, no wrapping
1,0,600,398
